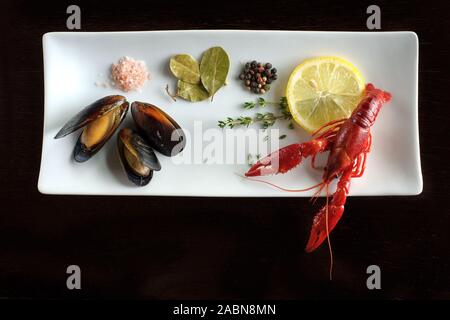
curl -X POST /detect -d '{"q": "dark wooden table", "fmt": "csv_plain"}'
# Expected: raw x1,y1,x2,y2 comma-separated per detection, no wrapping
1,0,449,299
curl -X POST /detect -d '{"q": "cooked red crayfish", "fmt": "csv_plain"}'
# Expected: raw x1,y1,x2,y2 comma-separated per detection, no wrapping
246,83,392,254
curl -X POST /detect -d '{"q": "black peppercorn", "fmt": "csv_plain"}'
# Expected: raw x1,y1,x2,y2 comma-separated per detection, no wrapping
239,60,278,94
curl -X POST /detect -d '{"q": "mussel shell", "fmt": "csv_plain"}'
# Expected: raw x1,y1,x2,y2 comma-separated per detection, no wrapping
55,95,128,138
54,95,129,162
117,128,161,186
131,102,186,157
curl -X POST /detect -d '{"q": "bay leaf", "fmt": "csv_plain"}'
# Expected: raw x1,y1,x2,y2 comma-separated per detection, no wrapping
199,47,230,99
177,80,210,102
169,54,201,84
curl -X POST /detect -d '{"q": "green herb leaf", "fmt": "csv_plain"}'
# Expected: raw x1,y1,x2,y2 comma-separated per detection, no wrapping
256,112,278,129
247,153,253,164
169,54,201,84
177,80,210,102
199,47,230,99
257,97,266,106
243,101,256,109
279,97,288,108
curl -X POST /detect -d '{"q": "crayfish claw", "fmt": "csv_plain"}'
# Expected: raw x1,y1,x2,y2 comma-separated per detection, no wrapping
245,160,276,177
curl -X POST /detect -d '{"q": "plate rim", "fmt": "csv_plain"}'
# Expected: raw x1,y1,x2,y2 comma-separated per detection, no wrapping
38,30,422,196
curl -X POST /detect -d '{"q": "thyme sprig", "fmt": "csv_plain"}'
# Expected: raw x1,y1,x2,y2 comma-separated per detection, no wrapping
218,97,294,129
218,113,287,129
218,116,253,129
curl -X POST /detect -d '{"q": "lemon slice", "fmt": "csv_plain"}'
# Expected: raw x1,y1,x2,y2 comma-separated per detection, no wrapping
286,56,365,133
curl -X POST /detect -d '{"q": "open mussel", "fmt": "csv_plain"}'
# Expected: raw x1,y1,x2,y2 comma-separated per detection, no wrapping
54,95,129,162
117,128,161,186
131,102,186,157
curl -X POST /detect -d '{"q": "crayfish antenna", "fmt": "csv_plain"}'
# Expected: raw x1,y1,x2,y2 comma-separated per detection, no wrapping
325,183,334,281
309,182,327,205
312,118,347,137
237,173,324,193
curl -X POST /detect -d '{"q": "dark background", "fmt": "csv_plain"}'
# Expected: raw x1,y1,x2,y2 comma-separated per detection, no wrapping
0,0,449,299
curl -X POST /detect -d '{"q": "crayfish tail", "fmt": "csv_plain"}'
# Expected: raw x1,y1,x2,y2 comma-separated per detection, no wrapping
305,167,353,253
305,205,344,253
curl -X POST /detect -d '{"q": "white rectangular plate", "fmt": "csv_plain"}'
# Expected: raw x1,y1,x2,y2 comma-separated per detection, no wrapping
39,30,422,196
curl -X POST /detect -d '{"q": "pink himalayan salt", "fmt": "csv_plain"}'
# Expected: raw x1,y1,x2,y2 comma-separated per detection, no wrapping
111,56,149,92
